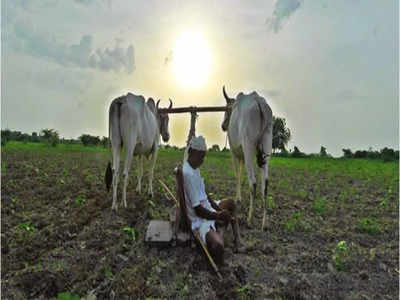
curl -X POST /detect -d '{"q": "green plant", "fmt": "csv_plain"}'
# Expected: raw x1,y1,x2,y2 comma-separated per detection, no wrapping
312,196,328,215
237,284,251,300
356,217,381,235
123,226,136,241
75,196,87,206
57,291,80,300
267,195,276,209
105,266,113,279
1,162,6,173
19,222,36,232
332,240,351,271
284,211,302,232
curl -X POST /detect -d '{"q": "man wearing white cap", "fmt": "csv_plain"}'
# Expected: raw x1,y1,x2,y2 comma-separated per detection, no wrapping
183,135,238,265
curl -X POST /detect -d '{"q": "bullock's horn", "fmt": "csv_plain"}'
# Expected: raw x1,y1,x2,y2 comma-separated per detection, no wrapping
168,98,173,109
156,99,161,110
223,86,234,103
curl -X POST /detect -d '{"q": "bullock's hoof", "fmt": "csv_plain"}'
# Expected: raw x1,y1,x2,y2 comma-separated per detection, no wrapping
148,193,153,199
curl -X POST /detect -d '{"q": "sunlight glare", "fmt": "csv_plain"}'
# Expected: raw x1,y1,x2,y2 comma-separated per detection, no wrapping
172,31,212,88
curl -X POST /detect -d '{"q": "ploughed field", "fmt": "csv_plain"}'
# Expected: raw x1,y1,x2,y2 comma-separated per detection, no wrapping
2,142,399,299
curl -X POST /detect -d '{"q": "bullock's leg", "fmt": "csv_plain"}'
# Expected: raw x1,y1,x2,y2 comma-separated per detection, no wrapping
111,143,121,211
147,150,158,198
261,128,273,230
244,146,257,226
122,143,135,208
232,155,242,202
136,156,143,194
230,155,242,250
261,156,271,230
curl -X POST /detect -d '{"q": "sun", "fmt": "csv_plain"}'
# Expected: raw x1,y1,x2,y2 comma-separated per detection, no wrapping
172,31,212,88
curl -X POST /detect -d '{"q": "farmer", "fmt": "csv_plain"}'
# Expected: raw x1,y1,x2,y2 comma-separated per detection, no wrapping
183,135,239,265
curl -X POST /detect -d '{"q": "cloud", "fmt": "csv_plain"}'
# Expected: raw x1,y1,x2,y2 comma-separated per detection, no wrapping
266,0,303,33
3,1,134,73
5,20,135,73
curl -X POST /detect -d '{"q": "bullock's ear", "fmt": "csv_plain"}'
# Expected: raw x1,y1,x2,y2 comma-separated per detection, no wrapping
147,98,156,113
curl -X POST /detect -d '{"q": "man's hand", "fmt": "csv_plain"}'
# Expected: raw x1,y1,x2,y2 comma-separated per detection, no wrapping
217,209,232,222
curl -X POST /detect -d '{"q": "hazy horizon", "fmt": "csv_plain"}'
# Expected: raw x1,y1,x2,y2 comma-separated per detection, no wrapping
2,1,399,157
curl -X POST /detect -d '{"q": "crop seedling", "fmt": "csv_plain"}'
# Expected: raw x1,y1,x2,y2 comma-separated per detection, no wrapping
284,211,302,232
105,266,113,279
312,196,328,215
267,195,276,209
57,291,80,300
123,226,136,241
75,195,87,206
19,222,36,232
332,240,351,271
237,284,251,300
356,217,381,235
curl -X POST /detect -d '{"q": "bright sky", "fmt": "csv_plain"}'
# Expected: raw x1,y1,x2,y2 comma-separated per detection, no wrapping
2,0,399,156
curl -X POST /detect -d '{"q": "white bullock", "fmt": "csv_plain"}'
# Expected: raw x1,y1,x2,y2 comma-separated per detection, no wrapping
222,86,273,229
105,92,172,210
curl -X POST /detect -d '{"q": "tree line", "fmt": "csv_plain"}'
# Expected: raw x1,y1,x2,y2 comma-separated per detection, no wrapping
1,117,398,162
1,129,109,148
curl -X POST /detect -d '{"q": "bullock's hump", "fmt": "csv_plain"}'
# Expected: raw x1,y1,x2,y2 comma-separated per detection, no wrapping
126,92,145,104
237,91,260,101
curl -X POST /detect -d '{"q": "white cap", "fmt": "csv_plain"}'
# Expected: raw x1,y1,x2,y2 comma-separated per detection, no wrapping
189,135,207,151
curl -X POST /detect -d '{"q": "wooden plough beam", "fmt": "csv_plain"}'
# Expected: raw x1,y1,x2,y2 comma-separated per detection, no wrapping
158,105,228,145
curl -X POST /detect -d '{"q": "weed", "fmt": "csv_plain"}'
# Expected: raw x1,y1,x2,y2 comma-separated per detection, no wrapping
75,196,87,206
1,162,6,173
105,266,113,279
284,211,305,232
237,284,251,300
298,188,307,199
267,195,276,209
123,226,136,241
356,217,381,235
312,196,328,215
379,197,388,210
57,291,80,300
332,240,351,271
19,222,36,232
369,248,376,261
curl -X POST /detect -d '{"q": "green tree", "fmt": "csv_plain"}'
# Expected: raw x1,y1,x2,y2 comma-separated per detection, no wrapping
342,148,353,158
1,129,11,146
40,128,59,147
101,136,109,148
31,132,40,142
272,116,291,153
320,146,327,157
79,134,100,146
292,146,305,158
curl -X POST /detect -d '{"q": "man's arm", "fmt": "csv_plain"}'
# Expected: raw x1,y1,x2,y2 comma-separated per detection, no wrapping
194,205,232,222
207,193,221,211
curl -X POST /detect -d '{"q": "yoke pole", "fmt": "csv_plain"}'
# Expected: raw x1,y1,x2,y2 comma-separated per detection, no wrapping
158,106,227,114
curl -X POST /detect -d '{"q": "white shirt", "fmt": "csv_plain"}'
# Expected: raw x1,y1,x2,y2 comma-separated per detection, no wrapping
182,161,216,230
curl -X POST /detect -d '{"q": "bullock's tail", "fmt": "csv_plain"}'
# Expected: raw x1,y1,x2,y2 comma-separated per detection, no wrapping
105,161,112,192
256,99,272,168
105,96,124,191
